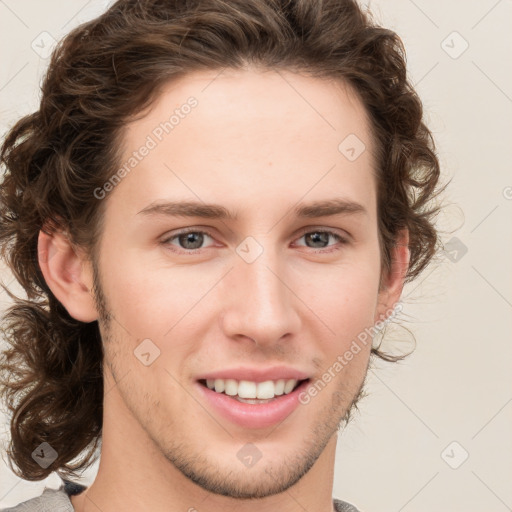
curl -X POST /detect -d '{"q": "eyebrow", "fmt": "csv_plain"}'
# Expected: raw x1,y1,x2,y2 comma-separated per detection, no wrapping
137,198,367,220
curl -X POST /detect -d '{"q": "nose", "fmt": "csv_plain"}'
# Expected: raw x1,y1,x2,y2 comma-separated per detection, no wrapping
219,245,301,347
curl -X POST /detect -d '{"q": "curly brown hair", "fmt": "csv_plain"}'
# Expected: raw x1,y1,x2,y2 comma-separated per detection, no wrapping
0,0,445,482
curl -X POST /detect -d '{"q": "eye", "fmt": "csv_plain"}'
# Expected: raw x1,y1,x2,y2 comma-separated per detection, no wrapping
294,229,349,252
161,227,349,255
162,229,216,252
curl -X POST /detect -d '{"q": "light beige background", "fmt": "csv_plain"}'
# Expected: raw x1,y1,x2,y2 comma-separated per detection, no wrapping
1,1,511,510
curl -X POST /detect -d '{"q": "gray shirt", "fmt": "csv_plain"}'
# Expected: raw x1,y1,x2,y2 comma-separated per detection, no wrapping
1,479,361,511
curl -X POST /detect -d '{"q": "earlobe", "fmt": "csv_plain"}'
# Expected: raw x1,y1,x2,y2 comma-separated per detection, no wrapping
375,228,410,324
38,229,98,323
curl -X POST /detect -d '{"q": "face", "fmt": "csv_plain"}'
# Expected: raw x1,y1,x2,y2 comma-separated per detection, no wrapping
91,68,389,498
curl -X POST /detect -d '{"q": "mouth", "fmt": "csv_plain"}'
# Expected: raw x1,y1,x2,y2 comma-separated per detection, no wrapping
196,378,311,429
198,378,309,404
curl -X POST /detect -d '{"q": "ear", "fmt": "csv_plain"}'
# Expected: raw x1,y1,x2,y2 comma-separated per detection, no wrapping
374,228,410,324
38,228,98,323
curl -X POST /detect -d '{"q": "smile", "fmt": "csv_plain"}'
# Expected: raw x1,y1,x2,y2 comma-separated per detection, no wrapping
196,378,311,428
202,378,304,401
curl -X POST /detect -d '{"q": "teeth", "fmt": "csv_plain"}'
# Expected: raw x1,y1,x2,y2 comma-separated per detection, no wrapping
204,378,300,399
284,379,296,394
274,379,285,396
238,380,257,398
225,379,238,396
256,380,275,399
214,379,224,393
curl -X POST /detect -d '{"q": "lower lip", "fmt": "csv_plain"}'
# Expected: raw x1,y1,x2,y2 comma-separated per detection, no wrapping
196,380,310,429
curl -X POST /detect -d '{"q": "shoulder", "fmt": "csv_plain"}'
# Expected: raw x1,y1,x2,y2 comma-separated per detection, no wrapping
1,479,86,512
0,487,71,512
333,497,362,512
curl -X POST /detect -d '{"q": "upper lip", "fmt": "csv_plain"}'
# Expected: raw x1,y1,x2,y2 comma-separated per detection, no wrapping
197,366,311,383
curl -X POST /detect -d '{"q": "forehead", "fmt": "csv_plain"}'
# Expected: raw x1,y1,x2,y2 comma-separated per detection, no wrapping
107,68,377,222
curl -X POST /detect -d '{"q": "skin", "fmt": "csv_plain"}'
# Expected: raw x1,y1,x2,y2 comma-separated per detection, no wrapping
38,67,409,512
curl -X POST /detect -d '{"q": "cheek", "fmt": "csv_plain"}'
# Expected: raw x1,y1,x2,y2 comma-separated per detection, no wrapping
301,270,378,380
97,255,165,337
99,254,220,339
300,262,379,330
311,280,375,387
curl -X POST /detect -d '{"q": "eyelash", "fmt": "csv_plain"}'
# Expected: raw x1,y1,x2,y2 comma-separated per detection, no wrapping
161,227,350,255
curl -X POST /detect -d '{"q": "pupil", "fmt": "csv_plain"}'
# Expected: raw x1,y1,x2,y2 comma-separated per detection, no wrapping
180,232,203,249
306,232,328,248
